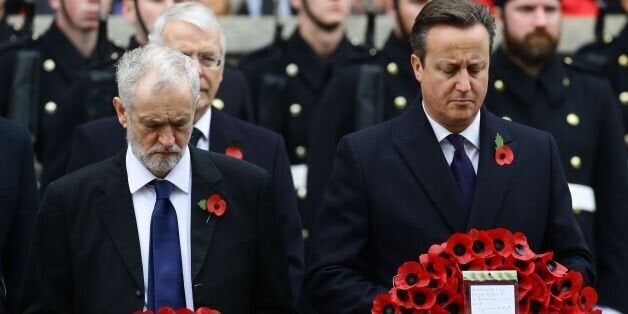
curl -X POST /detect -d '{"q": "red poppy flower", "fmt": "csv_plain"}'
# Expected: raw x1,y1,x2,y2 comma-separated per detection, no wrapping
486,228,514,257
225,145,243,159
484,254,506,270
445,233,473,265
407,286,436,310
508,255,535,275
206,194,227,216
534,253,568,284
372,293,400,314
550,270,583,300
512,232,535,261
394,261,430,289
434,288,458,307
390,287,413,309
495,145,514,165
195,309,221,314
158,308,176,314
468,229,494,259
444,295,464,314
134,311,154,314
175,309,194,314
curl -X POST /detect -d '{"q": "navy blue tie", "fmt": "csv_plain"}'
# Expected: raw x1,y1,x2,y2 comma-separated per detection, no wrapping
147,180,185,310
447,134,476,211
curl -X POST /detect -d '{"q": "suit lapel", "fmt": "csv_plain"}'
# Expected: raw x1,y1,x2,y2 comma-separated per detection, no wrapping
188,147,223,280
467,109,516,229
394,102,467,232
96,152,144,288
209,108,245,158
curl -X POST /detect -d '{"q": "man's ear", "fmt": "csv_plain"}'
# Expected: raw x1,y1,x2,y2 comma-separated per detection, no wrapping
113,97,129,128
410,54,423,83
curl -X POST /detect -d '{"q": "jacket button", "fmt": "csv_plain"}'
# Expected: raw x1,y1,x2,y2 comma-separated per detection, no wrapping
563,56,573,65
212,98,225,110
624,134,628,146
619,54,627,67
43,59,55,72
494,79,505,91
394,96,407,110
301,228,309,239
562,77,570,87
289,103,302,117
295,146,307,160
44,101,57,114
135,289,143,297
619,91,628,105
297,186,307,200
502,116,512,121
387,62,398,75
285,63,299,77
566,113,580,126
570,155,582,170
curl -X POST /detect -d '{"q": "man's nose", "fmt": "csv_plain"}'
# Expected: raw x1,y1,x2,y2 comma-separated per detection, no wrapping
158,127,176,147
456,71,471,93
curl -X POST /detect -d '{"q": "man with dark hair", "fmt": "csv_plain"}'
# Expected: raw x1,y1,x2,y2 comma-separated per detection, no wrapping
303,1,594,313
485,1,628,312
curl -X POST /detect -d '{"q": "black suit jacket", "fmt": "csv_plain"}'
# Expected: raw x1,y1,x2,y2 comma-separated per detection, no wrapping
19,147,295,313
67,108,304,300
303,101,595,313
0,118,38,313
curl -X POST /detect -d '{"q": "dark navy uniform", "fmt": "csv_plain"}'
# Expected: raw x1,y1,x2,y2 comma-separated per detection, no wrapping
0,16,24,48
486,47,628,313
575,22,628,166
0,21,123,192
239,30,368,241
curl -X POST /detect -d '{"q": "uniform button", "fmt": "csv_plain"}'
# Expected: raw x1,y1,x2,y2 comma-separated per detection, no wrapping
387,62,399,75
295,146,307,160
12,22,23,32
369,48,378,56
301,228,309,239
562,77,570,87
573,208,582,215
502,116,512,121
289,103,302,117
603,33,614,44
110,52,119,60
44,101,57,114
212,98,224,110
570,155,582,170
624,134,628,146
43,59,56,72
618,54,628,67
285,63,299,77
297,187,307,199
619,91,628,105
135,289,143,297
494,79,505,91
566,113,580,126
563,56,573,65
394,96,407,110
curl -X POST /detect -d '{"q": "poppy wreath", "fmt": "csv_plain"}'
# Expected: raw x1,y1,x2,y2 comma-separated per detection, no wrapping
134,307,220,314
372,228,599,314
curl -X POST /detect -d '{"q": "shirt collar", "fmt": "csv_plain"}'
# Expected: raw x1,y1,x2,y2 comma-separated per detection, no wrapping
126,145,191,194
422,101,481,149
194,107,212,141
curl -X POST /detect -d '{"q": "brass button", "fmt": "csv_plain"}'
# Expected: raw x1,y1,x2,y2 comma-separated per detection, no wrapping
570,155,582,170
297,187,307,199
44,101,57,114
603,33,614,44
563,56,573,65
620,91,628,105
285,63,299,77
110,52,119,60
624,133,628,146
502,116,512,121
566,113,580,126
301,228,309,239
394,96,407,110
369,48,378,56
43,59,56,72
573,208,582,215
12,22,23,31
618,54,628,67
295,146,307,159
387,62,399,75
494,79,505,91
562,77,570,87
289,103,302,117
212,98,224,110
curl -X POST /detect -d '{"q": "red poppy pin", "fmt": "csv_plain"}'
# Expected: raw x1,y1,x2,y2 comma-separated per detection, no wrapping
225,145,243,160
494,133,514,166
198,194,227,223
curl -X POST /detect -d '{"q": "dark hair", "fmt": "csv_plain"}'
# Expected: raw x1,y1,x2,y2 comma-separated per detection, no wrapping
409,0,496,62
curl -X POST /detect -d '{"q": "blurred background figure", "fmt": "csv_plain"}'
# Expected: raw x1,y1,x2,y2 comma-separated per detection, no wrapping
575,0,628,166
351,0,385,14
485,1,628,312
475,0,600,15
121,0,177,49
0,117,38,313
234,0,292,17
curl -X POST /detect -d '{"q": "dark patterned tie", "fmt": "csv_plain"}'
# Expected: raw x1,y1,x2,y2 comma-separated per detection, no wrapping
147,180,185,310
189,127,203,147
447,134,476,211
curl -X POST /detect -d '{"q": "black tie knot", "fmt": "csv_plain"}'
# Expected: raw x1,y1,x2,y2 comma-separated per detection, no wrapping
189,127,203,146
447,134,467,152
153,180,173,199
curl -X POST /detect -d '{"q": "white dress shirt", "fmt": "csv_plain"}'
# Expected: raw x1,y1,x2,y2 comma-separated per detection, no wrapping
193,109,212,151
126,146,194,309
422,102,481,173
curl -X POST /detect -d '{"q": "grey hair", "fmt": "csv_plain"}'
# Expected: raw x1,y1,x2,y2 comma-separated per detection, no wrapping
149,2,227,61
116,43,200,109
409,0,496,63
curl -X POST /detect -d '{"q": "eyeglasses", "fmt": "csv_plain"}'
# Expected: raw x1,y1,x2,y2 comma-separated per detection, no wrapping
183,52,223,69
